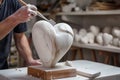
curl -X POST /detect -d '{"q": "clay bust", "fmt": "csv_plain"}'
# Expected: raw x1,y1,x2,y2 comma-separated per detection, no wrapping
32,20,74,68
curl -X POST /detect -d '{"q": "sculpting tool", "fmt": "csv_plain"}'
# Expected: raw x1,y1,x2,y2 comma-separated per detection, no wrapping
19,0,56,25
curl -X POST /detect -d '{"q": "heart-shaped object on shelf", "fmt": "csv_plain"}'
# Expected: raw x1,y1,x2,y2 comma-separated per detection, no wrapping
80,36,89,44
79,28,87,37
96,33,103,45
86,32,95,44
112,38,119,47
90,25,100,36
32,20,74,68
112,27,120,38
102,33,113,46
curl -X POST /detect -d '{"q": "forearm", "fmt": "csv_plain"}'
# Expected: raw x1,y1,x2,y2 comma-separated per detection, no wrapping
0,15,20,40
14,34,33,64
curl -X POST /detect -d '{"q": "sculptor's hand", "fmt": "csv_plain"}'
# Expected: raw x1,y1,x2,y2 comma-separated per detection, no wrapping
12,4,37,23
27,58,42,66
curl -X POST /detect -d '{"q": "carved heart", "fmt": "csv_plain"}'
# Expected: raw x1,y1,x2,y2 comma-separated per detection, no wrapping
112,27,120,38
32,20,74,68
96,33,103,45
112,38,119,47
90,25,100,36
102,33,113,46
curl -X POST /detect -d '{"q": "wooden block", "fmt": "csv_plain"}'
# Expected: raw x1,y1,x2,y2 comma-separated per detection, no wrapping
28,64,76,80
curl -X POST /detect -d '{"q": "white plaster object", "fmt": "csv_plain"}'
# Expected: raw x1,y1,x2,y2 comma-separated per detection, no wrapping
102,33,113,46
96,33,103,45
90,25,100,36
78,28,87,37
74,34,82,42
32,20,74,68
80,36,89,44
74,29,89,43
75,28,87,43
62,3,76,12
86,32,95,44
74,7,80,12
112,27,120,38
112,38,119,47
78,30,95,44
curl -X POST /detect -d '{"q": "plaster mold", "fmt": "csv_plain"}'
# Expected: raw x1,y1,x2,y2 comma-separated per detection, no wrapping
102,26,111,34
112,27,120,38
78,28,87,37
86,32,95,44
74,34,82,42
32,20,74,68
112,38,119,47
90,25,100,36
96,33,103,45
74,29,87,43
80,36,89,44
102,33,113,46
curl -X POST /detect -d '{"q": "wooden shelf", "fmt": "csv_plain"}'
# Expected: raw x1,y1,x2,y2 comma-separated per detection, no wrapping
73,42,120,53
43,10,120,16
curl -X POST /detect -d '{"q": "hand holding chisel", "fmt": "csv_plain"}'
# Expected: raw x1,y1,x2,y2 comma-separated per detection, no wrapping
19,0,56,25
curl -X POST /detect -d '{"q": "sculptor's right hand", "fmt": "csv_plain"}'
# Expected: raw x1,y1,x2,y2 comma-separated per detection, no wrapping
11,4,37,23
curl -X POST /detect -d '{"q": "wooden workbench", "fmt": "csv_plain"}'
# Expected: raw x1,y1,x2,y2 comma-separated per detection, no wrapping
0,60,120,80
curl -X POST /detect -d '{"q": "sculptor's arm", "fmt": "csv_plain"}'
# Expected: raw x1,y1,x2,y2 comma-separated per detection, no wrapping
0,4,37,40
0,14,20,40
14,33,41,66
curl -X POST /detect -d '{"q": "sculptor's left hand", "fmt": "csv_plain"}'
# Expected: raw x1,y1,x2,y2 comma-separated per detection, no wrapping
27,58,42,66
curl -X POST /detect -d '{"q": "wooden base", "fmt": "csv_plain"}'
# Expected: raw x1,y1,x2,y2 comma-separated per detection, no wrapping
28,64,76,80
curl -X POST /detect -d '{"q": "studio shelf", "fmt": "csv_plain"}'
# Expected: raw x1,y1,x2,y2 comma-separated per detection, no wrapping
73,42,120,53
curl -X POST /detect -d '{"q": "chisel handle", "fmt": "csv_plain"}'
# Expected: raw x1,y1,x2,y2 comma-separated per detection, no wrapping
19,0,27,5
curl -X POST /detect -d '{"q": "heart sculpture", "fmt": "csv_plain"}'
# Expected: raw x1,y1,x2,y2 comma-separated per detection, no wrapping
32,20,74,68
96,33,103,45
102,33,113,46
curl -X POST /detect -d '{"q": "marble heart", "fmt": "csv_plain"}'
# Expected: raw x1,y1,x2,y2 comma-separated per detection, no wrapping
32,20,74,68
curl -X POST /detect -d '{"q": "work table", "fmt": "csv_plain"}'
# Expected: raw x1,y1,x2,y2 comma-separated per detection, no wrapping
0,60,120,80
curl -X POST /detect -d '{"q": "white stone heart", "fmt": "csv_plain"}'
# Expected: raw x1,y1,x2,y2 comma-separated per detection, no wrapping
96,33,103,45
78,28,87,37
32,20,74,68
86,32,95,44
112,38,119,47
102,33,113,46
80,36,89,44
74,34,82,42
112,27,120,38
90,25,100,36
